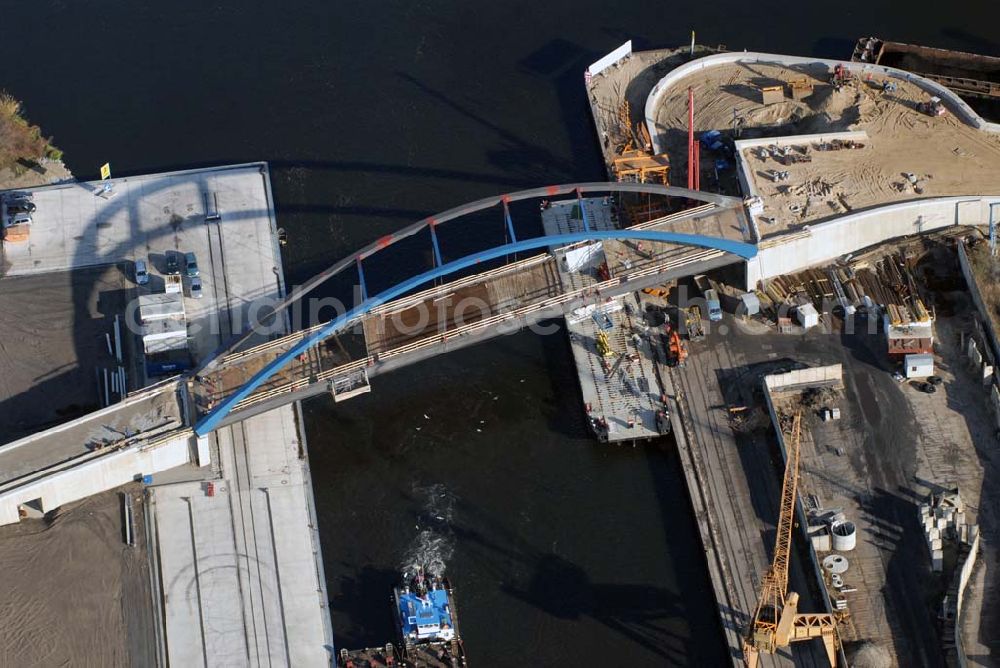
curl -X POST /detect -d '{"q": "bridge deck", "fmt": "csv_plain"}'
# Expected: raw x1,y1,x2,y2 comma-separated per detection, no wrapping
0,384,183,489
197,198,751,421
362,254,563,356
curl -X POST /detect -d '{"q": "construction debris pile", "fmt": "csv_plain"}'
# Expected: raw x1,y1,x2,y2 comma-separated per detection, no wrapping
756,250,932,331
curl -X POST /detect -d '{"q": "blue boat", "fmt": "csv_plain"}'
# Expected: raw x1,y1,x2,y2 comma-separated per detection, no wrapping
393,568,467,666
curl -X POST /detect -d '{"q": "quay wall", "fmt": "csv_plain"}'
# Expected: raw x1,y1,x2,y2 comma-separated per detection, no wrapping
747,196,1000,287
953,532,982,668
643,51,1000,154
958,240,1000,364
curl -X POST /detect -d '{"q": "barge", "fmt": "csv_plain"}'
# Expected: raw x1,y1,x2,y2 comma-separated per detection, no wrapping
394,568,467,667
852,36,1000,99
338,568,467,668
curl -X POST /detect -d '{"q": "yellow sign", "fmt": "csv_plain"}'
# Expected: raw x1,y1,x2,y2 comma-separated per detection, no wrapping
100,163,111,180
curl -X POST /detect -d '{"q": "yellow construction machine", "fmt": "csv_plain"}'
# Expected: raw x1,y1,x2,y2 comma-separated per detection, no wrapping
595,330,613,358
743,412,842,667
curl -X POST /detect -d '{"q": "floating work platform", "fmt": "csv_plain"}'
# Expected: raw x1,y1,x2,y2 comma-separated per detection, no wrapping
541,198,670,442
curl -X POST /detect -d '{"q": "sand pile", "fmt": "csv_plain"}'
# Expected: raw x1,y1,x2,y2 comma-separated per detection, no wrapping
0,485,156,667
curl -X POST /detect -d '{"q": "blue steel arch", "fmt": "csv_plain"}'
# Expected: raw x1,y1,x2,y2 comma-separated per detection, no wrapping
195,229,756,435
204,182,742,367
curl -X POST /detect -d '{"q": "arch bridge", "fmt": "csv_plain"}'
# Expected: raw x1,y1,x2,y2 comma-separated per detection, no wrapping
193,183,757,434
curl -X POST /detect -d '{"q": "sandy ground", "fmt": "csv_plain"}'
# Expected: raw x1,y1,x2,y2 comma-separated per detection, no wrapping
0,265,130,442
0,484,157,667
651,61,1000,231
0,158,72,191
587,47,703,171
591,54,1000,232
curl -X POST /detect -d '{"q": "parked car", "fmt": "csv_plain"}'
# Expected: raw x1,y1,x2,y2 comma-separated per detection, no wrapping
134,259,149,285
165,251,180,275
184,251,199,277
5,198,36,214
6,212,31,226
189,276,203,299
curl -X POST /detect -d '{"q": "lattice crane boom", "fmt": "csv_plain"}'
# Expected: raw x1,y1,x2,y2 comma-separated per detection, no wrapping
743,412,841,668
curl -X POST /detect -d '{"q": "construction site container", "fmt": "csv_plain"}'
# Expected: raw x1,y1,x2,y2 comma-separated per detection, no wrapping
796,303,819,329
905,353,934,378
704,289,722,321
196,435,211,467
139,293,185,321
739,292,760,316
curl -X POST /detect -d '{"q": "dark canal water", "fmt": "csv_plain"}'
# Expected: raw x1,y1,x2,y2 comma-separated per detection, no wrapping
2,2,995,664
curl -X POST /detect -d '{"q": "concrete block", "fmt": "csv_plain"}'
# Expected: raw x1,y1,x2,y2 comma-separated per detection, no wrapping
811,533,832,551
925,520,937,535
936,517,949,530
932,549,944,572
928,538,943,551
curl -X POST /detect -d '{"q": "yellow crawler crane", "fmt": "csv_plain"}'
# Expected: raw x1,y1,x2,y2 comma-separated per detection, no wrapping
743,412,841,667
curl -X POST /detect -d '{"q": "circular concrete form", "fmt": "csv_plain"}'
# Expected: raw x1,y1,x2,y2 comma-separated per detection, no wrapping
831,520,857,551
822,554,850,574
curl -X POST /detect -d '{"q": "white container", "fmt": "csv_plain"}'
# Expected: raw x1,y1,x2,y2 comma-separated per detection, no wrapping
796,303,819,329
740,292,760,316
904,353,934,379
196,435,212,467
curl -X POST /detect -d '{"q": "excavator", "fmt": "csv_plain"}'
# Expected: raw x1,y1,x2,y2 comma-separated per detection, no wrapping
663,323,687,367
743,412,842,667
